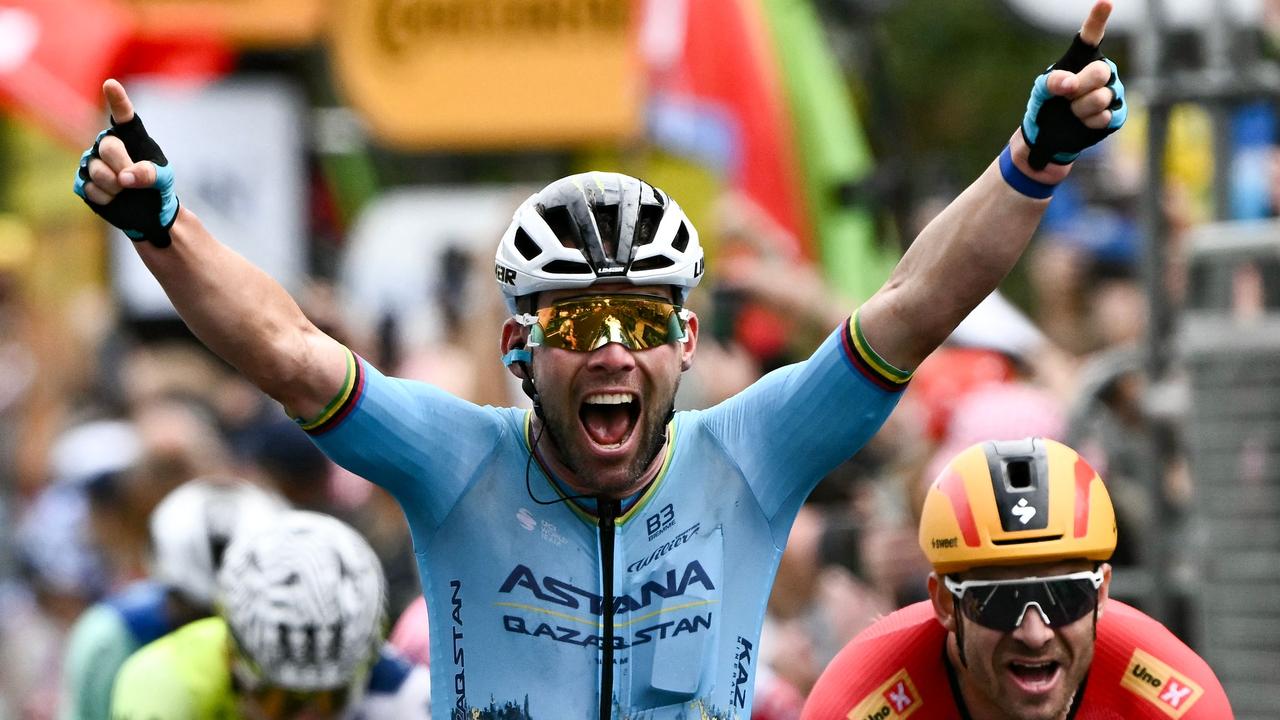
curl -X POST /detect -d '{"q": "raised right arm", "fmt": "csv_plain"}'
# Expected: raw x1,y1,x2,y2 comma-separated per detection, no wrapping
77,80,345,421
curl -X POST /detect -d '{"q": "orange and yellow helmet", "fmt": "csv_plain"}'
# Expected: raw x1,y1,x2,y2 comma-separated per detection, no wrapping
919,438,1116,575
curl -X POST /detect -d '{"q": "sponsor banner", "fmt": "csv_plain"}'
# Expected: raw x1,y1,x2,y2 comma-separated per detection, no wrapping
1121,649,1204,719
845,669,921,720
122,0,325,47
328,0,641,149
111,79,307,318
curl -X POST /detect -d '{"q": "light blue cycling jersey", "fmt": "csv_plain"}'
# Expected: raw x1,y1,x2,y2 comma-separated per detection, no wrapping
304,315,909,720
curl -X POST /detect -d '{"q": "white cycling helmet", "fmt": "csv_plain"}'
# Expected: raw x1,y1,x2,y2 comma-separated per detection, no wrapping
218,511,387,691
494,171,705,312
149,477,287,607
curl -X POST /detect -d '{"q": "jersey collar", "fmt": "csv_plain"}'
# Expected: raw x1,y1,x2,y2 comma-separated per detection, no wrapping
522,410,677,526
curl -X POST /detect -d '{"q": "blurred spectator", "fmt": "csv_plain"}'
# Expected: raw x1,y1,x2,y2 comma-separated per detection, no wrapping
921,382,1067,492
93,398,230,585
0,215,38,591
761,506,895,697
0,418,138,720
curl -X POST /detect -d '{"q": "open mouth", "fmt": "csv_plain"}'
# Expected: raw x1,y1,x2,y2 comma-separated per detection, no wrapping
579,392,641,449
1007,660,1062,693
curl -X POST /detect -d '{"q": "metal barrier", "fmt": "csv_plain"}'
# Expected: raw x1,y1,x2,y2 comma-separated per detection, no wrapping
1181,219,1280,718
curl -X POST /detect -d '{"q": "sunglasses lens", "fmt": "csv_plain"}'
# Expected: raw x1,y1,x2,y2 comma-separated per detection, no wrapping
959,577,1099,632
536,296,683,351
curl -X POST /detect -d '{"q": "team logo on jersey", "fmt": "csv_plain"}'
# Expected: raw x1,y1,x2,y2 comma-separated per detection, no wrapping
844,669,921,720
1120,649,1204,718
729,636,753,709
516,508,536,531
645,503,676,541
514,508,568,546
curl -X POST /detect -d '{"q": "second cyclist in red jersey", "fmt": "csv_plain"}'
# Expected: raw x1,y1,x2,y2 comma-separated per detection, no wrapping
801,438,1233,720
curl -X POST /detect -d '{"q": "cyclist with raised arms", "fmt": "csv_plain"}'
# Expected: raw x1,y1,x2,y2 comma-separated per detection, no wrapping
109,511,430,720
75,3,1125,717
801,438,1233,720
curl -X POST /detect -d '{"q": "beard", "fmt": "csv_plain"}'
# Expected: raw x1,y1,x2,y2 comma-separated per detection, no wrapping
539,378,679,497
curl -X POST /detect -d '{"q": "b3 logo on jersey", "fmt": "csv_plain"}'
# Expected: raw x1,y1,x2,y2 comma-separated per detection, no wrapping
646,503,676,541
1121,649,1204,718
845,669,921,720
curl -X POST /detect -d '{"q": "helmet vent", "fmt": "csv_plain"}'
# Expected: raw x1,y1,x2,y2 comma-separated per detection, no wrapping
1006,459,1033,489
672,222,690,252
992,534,1063,545
208,533,230,572
513,228,541,260
634,204,663,248
543,259,593,275
592,204,620,259
541,205,581,249
630,255,676,272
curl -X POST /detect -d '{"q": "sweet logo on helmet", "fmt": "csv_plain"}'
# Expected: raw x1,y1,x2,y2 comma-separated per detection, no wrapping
495,263,516,285
1011,498,1037,525
845,669,921,719
1120,649,1204,718
930,537,958,550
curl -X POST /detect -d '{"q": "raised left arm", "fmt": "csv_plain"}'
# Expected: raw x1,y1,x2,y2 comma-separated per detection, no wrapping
859,0,1125,371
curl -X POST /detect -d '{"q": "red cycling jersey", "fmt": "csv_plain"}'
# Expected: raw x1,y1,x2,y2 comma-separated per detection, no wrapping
801,599,1232,720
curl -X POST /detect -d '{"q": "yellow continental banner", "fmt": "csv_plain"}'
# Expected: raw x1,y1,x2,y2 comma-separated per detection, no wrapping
845,670,922,720
123,0,326,46
327,0,642,149
1120,649,1204,719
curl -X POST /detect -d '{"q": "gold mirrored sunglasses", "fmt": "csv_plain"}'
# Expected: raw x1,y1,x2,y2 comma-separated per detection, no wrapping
515,295,691,352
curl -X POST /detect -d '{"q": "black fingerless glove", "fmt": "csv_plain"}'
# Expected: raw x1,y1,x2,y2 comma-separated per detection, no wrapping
1021,33,1128,170
74,114,179,248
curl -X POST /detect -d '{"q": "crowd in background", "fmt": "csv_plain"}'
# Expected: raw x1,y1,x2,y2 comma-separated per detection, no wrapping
2,33,1279,720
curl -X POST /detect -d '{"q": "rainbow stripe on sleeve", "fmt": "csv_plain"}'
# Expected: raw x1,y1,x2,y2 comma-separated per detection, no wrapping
296,348,366,435
839,309,912,392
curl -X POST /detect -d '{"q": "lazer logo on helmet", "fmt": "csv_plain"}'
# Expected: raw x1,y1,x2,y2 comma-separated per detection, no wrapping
498,559,715,615
495,263,516,285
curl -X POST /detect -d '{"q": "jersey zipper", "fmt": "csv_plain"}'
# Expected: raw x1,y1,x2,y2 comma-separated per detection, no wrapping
599,497,621,720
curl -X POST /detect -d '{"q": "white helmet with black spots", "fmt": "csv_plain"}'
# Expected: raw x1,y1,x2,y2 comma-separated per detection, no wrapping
149,477,288,607
218,510,387,692
494,171,705,312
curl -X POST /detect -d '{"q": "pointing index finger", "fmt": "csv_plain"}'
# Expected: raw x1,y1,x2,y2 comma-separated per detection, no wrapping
1079,0,1113,47
102,79,135,124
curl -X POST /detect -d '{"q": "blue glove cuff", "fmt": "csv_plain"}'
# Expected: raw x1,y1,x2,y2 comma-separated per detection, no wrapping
999,145,1057,199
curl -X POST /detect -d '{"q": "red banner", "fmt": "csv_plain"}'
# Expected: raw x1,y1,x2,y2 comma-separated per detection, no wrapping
643,0,808,257
0,0,133,143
